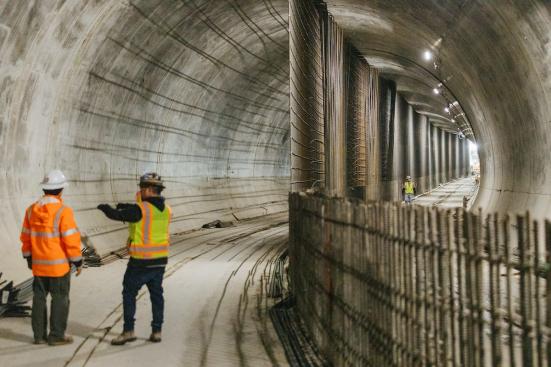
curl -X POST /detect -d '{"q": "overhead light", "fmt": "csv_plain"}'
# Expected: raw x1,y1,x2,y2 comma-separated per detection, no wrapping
423,50,433,61
433,88,440,95
444,107,450,113
451,118,456,122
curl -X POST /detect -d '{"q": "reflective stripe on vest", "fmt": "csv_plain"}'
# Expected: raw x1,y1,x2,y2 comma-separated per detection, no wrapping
24,205,79,237
404,182,414,194
26,205,81,265
128,202,171,259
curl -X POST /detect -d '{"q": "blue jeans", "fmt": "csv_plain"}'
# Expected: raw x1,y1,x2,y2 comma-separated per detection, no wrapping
122,265,165,333
404,193,414,204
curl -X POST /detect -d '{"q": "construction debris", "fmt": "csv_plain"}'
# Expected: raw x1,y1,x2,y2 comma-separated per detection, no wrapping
201,220,234,229
0,273,32,318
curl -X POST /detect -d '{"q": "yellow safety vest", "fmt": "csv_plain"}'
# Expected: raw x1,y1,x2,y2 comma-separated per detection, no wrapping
404,182,415,194
128,202,171,259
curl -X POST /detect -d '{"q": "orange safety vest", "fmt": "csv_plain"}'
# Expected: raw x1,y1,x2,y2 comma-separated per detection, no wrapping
20,195,82,277
128,202,171,259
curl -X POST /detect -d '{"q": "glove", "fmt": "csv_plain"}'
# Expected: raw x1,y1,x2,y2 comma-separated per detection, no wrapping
97,204,111,212
26,257,32,270
116,203,132,210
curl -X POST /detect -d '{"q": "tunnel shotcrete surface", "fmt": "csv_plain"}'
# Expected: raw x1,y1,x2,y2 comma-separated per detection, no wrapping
0,0,290,284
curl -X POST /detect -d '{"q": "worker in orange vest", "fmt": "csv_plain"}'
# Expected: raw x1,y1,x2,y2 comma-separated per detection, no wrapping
20,170,83,346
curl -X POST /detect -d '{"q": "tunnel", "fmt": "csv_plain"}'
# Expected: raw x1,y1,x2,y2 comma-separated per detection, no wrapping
0,0,550,366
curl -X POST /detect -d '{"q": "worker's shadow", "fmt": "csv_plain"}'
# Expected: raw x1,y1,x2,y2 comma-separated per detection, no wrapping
0,327,32,344
0,327,38,356
0,320,95,344
67,320,96,338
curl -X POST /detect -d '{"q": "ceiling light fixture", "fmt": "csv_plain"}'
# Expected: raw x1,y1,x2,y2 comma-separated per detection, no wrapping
433,88,440,95
423,50,433,61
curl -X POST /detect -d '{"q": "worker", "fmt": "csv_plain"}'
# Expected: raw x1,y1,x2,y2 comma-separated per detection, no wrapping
20,170,83,346
402,175,416,204
97,172,171,345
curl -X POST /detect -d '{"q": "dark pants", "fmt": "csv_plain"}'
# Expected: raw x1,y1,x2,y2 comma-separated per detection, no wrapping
122,265,165,333
32,272,71,341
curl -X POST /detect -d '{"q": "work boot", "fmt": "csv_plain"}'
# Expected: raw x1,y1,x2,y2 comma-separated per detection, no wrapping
149,331,162,343
48,335,74,346
111,331,137,346
33,338,47,345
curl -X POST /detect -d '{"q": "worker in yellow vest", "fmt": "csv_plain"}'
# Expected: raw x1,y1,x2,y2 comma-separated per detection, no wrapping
402,175,416,204
97,172,171,345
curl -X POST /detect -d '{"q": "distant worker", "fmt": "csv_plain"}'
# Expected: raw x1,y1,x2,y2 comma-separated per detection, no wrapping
402,175,416,204
20,170,83,346
97,173,171,345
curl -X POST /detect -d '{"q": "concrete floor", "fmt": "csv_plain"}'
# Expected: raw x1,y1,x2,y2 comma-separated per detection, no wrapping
0,213,290,367
414,176,478,208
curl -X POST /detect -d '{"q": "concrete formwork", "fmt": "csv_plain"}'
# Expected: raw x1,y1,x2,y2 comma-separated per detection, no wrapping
406,105,416,182
323,13,347,197
346,48,368,196
463,139,471,176
364,70,381,200
392,94,408,199
417,114,430,193
450,133,456,181
455,135,461,178
412,109,422,187
290,0,324,193
430,124,439,188
440,130,448,184
378,79,397,201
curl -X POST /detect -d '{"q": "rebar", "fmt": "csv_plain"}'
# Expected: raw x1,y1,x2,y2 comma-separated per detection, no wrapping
289,192,551,366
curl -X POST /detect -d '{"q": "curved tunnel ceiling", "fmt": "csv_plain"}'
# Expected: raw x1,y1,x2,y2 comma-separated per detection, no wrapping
1,0,550,284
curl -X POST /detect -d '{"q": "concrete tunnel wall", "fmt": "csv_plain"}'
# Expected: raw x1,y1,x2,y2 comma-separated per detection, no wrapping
0,0,290,284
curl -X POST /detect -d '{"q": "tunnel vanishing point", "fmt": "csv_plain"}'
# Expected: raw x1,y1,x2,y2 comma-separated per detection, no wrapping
1,0,551,366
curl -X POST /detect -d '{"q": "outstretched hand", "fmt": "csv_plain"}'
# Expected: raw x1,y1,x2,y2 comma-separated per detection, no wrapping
97,204,111,212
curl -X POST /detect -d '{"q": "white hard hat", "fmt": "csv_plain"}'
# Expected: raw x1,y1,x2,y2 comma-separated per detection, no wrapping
41,169,68,190
406,175,411,180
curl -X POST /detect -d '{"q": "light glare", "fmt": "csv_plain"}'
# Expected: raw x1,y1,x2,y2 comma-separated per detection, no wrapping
423,50,433,61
